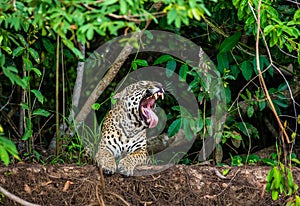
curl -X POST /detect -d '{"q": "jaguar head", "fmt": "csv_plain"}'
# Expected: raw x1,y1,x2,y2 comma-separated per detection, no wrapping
114,81,164,128
139,82,164,128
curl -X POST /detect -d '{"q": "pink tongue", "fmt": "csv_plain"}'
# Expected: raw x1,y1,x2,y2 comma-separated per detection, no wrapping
144,107,158,128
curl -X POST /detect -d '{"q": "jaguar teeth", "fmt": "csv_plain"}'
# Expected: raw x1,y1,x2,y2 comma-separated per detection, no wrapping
141,107,146,116
159,92,164,100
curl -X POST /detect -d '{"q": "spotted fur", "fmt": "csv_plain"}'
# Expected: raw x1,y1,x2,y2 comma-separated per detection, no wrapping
95,81,164,176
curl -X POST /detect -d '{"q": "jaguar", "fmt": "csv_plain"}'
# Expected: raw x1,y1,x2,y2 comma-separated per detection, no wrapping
95,81,164,176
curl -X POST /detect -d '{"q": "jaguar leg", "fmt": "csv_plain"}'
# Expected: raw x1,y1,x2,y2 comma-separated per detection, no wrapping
95,148,117,174
117,149,148,176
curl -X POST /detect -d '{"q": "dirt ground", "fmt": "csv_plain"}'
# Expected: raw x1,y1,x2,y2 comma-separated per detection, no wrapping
1,163,299,206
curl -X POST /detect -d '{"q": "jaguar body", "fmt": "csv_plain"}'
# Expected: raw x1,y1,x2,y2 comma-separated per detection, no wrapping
95,81,164,176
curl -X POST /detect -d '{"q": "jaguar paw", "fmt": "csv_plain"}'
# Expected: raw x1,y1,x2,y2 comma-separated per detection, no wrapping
117,159,134,176
95,150,117,174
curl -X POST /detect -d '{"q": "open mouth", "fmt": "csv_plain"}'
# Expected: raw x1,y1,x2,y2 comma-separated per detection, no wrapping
140,90,164,128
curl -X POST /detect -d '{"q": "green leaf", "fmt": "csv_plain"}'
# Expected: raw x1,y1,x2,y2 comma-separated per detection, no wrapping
0,51,5,67
167,8,177,26
296,196,300,205
17,34,27,47
231,65,240,79
166,59,177,78
264,25,275,35
87,27,94,40
23,57,33,71
154,55,174,65
266,5,279,18
144,30,154,40
0,137,20,161
179,64,188,81
273,99,288,108
0,145,9,166
31,68,42,77
263,158,277,167
217,52,229,73
42,38,55,54
12,46,25,58
196,114,204,132
222,169,230,176
91,103,101,110
22,128,33,141
225,86,231,103
120,0,127,14
21,103,29,110
266,168,275,183
28,48,40,63
3,66,27,89
277,83,288,92
291,158,300,165
131,62,137,70
259,101,266,111
191,8,201,21
247,105,254,118
241,60,253,81
102,0,118,5
31,89,44,104
1,46,12,54
133,59,148,67
33,150,41,161
270,31,279,47
5,66,18,73
219,32,241,53
168,118,182,137
32,109,50,117
62,39,84,59
183,118,194,141
273,168,281,189
272,190,279,201
287,170,295,187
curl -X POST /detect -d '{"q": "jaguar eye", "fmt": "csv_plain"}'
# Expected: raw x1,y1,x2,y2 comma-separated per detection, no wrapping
145,89,152,96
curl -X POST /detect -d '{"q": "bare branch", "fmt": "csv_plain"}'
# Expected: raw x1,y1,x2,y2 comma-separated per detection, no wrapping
74,2,162,125
0,185,41,206
70,43,85,121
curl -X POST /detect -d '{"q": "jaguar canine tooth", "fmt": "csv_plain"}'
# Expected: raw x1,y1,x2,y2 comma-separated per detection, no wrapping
159,92,164,100
154,93,158,100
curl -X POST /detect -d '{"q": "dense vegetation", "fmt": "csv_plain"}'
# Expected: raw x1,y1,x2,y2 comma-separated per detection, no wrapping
0,0,299,204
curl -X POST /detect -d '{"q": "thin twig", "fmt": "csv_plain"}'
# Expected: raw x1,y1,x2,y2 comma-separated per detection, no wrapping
95,185,105,206
253,0,291,191
55,34,60,154
0,85,15,112
107,192,131,206
249,1,291,144
285,0,300,6
0,185,41,206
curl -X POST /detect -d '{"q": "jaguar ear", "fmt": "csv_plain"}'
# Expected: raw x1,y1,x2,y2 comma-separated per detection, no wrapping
113,88,127,100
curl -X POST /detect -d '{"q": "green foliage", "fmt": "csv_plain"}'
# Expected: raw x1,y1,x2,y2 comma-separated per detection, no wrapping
230,154,260,166
0,0,215,157
163,0,216,28
0,132,20,166
131,59,149,70
266,164,298,201
219,31,241,54
0,4,299,205
286,195,300,206
232,0,300,63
